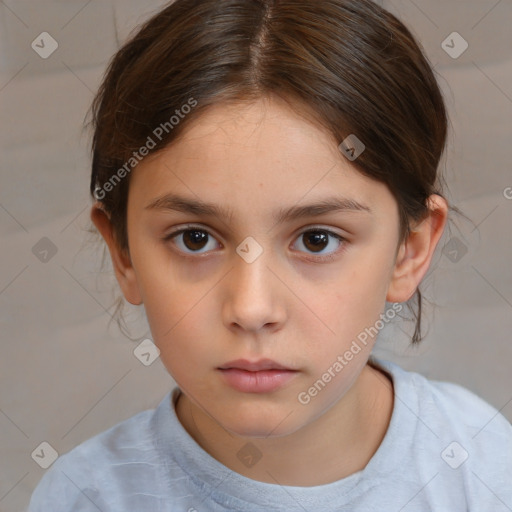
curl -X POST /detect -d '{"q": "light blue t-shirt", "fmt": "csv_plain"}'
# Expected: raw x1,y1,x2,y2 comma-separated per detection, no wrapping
29,358,512,511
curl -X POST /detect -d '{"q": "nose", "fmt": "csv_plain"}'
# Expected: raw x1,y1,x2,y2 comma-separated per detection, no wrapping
222,247,286,333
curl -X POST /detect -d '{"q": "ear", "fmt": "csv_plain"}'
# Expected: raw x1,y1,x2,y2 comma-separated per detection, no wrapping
386,194,448,303
90,203,143,305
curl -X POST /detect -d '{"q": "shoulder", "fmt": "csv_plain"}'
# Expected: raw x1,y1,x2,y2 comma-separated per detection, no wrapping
373,358,512,507
28,402,161,512
410,364,511,440
374,357,512,438
418,370,512,468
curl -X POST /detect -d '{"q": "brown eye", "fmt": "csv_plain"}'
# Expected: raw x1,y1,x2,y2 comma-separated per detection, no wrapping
293,229,344,260
182,230,209,251
303,231,329,253
165,227,220,254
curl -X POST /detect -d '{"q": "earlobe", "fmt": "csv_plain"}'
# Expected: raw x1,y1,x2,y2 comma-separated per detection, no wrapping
386,195,448,303
90,203,143,306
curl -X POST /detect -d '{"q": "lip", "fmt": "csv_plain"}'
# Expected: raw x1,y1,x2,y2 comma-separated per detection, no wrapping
218,358,295,371
218,359,298,393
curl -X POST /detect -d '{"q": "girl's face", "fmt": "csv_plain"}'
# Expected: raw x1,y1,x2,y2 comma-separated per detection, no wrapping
122,96,405,437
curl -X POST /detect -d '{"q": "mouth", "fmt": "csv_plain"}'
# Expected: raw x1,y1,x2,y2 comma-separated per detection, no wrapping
217,359,299,393
218,358,295,371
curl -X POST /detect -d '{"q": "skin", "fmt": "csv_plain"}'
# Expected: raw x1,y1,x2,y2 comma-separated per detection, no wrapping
91,95,448,486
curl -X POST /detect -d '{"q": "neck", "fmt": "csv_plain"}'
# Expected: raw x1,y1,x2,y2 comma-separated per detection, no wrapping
175,363,394,487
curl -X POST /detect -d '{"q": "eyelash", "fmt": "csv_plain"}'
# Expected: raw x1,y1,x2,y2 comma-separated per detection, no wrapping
162,225,347,262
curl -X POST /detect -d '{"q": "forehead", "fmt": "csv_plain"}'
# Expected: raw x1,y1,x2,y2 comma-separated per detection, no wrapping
129,97,397,219
172,97,340,163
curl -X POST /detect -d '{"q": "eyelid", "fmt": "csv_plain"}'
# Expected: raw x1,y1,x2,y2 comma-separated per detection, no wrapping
162,224,223,260
293,224,346,239
163,223,346,239
292,226,346,262
163,223,347,260
163,223,222,242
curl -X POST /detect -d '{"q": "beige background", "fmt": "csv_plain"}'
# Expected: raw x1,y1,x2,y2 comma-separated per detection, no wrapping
1,1,511,510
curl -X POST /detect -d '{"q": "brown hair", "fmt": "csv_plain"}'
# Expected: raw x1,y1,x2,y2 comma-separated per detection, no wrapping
88,0,449,344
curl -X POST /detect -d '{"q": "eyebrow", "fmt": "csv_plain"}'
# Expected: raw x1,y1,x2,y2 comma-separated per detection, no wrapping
145,193,371,224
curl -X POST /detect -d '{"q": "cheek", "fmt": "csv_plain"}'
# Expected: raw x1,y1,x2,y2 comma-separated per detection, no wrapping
141,280,209,346
129,245,191,342
332,262,390,314
134,265,219,375
318,258,394,350
144,298,214,385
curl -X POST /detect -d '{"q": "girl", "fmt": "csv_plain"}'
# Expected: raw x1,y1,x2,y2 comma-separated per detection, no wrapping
30,0,512,510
